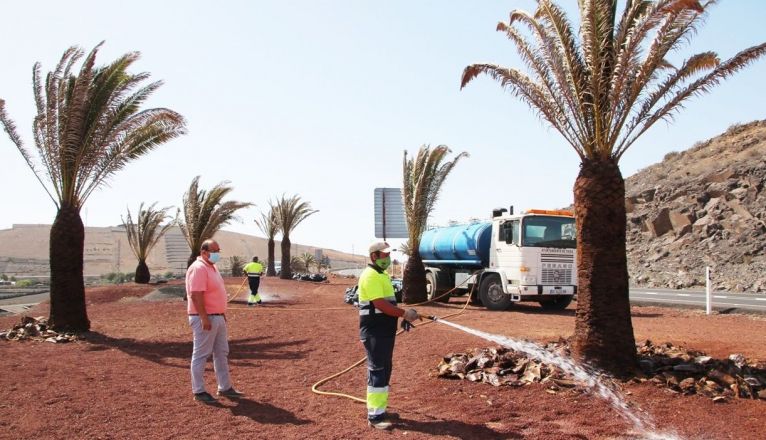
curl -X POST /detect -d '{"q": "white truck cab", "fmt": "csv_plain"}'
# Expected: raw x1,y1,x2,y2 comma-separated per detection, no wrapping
421,208,577,311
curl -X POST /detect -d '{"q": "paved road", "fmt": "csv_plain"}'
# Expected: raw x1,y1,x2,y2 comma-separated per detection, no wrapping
0,291,49,315
2,286,765,315
630,287,766,313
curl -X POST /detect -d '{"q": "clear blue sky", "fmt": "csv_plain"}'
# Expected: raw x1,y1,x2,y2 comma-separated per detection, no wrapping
1,1,765,256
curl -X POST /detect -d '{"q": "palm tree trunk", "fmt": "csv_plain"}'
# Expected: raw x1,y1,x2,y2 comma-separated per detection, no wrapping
134,260,150,284
187,252,199,268
267,237,276,276
280,236,292,279
402,250,427,303
572,158,636,376
49,204,90,332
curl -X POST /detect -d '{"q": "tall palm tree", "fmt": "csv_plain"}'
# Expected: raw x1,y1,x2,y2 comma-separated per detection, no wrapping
402,145,468,303
461,0,766,374
254,202,281,276
123,202,176,284
0,43,186,331
274,194,318,279
180,176,252,267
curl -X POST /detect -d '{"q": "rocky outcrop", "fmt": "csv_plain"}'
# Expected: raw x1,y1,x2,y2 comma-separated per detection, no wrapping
626,120,766,292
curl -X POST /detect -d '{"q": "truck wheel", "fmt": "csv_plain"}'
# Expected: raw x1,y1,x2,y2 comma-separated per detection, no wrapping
539,295,573,311
426,271,449,303
479,275,511,311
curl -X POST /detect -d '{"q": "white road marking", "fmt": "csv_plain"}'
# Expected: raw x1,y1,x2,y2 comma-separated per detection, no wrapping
714,296,728,299
631,297,766,309
756,298,766,302
645,292,658,295
678,293,691,297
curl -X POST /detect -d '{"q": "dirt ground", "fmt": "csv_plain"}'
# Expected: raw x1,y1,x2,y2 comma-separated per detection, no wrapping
1,277,764,440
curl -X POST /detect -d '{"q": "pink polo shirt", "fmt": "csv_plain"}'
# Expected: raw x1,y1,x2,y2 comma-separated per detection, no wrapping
185,257,227,314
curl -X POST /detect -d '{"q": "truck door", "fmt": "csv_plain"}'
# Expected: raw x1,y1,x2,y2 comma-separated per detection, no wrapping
494,220,521,276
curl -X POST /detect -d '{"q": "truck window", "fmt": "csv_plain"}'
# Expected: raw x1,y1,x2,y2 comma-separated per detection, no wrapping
522,216,576,248
511,220,520,245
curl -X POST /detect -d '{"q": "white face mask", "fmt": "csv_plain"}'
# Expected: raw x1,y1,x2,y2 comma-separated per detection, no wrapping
208,252,221,263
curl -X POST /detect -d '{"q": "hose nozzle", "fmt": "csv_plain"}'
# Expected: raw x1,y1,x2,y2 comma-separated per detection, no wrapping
424,315,437,321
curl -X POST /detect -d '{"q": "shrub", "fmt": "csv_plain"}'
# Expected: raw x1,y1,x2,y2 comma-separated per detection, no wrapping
663,151,679,161
229,256,245,277
15,279,34,288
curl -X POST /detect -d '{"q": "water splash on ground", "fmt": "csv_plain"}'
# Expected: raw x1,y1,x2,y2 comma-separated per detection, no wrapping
435,318,682,440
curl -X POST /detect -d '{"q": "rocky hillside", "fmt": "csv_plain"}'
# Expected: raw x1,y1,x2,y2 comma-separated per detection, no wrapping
625,120,766,292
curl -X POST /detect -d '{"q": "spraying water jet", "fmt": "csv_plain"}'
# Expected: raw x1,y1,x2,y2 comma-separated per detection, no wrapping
434,318,682,440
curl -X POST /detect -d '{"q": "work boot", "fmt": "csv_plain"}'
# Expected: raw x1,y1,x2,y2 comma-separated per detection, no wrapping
193,391,217,403
217,387,245,398
368,418,393,430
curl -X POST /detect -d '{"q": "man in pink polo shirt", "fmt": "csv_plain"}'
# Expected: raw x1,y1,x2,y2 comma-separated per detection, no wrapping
186,239,244,403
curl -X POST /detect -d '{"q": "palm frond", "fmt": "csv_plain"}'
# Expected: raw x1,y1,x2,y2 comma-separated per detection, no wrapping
123,202,175,261
179,176,253,253
462,0,765,162
274,194,318,241
255,202,281,239
402,145,468,251
0,42,187,212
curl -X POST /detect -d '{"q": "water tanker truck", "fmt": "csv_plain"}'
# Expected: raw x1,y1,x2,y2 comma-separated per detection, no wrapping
419,207,577,311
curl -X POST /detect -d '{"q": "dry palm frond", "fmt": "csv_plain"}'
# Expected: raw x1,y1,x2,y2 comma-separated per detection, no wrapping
123,202,176,261
0,43,186,210
403,145,468,252
180,176,253,253
461,0,765,163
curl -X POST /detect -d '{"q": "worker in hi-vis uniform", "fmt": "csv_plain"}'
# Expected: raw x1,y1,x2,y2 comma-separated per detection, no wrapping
358,241,419,430
242,256,264,306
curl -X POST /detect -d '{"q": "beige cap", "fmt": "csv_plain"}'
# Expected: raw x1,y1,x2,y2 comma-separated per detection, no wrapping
368,241,392,254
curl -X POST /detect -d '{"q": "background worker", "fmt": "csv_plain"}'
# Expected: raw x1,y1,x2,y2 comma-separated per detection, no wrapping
186,239,243,403
358,241,419,430
243,256,265,306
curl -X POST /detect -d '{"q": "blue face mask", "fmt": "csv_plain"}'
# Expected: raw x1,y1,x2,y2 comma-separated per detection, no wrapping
208,252,221,263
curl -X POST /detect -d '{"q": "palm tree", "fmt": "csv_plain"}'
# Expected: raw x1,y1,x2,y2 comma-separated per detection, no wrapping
180,176,252,267
299,252,316,273
274,194,318,279
402,145,468,303
254,203,281,276
123,202,176,284
461,0,766,375
0,43,186,331
317,255,331,273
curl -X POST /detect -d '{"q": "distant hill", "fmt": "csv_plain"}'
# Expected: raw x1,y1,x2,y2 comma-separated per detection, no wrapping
0,225,366,279
625,120,766,293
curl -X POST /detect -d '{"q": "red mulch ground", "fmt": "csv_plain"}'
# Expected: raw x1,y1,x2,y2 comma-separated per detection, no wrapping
1,277,764,440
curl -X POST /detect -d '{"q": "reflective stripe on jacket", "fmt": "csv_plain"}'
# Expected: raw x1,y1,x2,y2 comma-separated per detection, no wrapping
358,264,397,338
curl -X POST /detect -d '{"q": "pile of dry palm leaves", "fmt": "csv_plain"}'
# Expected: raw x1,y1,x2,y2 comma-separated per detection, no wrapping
435,339,766,402
636,340,766,402
0,316,78,343
434,339,579,391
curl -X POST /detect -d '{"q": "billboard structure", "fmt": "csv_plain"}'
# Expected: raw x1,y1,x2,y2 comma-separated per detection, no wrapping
374,187,408,240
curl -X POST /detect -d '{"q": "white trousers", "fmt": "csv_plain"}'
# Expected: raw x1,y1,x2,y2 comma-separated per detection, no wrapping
189,315,232,394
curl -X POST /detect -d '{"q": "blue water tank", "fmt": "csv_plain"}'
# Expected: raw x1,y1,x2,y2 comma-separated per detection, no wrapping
419,223,492,267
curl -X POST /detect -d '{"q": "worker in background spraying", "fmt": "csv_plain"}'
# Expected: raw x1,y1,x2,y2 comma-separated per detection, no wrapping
358,241,420,430
243,256,264,306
